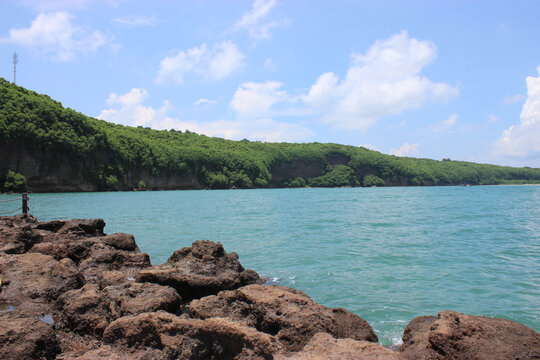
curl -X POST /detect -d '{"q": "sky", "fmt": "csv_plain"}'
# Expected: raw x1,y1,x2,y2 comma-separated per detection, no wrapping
1,0,539,167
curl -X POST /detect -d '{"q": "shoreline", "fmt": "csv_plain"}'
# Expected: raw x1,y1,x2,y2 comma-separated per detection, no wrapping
1,214,539,359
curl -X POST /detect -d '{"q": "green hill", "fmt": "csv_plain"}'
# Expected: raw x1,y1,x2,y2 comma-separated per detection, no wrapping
1,78,539,192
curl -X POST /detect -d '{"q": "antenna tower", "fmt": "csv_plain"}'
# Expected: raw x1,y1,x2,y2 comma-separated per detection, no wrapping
13,53,18,84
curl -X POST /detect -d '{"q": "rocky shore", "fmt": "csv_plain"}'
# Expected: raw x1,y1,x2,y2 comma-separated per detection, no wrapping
0,214,538,359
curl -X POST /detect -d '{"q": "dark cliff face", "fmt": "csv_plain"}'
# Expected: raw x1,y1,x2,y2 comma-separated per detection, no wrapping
269,159,325,185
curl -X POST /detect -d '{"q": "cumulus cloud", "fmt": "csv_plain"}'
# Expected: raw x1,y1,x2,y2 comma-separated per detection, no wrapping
494,66,540,164
390,142,420,157
231,81,290,118
0,12,110,61
302,31,458,130
98,88,312,142
155,41,245,84
98,88,172,128
231,0,285,40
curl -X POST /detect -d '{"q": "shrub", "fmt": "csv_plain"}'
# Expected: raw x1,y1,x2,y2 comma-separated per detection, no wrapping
3,170,27,192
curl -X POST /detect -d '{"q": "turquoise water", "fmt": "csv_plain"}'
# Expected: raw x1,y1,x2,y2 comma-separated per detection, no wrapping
2,186,539,345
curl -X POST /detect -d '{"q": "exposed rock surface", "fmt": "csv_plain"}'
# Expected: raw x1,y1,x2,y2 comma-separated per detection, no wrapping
275,332,401,360
1,214,539,359
400,311,540,360
189,284,378,351
103,311,284,359
137,240,260,301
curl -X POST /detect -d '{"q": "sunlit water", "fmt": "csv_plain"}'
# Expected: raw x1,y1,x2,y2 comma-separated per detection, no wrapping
2,186,539,345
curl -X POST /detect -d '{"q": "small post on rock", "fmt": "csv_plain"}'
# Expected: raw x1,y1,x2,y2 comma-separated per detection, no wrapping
22,193,28,214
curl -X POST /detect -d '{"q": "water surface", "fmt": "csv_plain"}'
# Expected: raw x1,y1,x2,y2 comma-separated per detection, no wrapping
2,186,538,345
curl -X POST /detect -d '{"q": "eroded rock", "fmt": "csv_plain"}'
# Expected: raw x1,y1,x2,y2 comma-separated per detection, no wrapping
400,311,540,360
189,284,378,351
137,240,260,301
276,332,401,360
103,311,284,359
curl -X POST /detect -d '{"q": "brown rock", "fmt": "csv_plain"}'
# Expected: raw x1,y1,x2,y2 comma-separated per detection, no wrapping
0,252,83,305
400,311,540,360
57,282,181,337
189,284,378,351
0,312,60,360
137,240,260,301
99,270,128,288
276,332,401,360
103,311,284,359
0,214,41,254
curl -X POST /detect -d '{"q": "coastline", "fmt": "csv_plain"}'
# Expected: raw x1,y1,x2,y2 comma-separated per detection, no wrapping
1,214,539,359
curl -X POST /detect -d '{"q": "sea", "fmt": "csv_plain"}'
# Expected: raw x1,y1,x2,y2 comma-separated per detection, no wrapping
1,185,539,346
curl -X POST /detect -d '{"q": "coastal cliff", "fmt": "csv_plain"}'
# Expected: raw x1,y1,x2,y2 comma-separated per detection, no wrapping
2,78,540,193
1,215,538,359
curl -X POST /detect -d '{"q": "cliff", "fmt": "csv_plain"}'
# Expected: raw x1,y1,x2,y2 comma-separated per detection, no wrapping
2,78,540,193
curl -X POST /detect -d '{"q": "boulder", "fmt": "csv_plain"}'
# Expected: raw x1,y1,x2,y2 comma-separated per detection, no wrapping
0,312,60,360
400,310,540,360
102,311,284,359
275,332,401,360
137,240,260,301
189,284,378,351
0,214,40,254
56,282,182,337
0,252,83,306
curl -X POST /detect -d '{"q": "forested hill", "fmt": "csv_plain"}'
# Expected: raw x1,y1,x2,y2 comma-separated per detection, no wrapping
1,78,539,192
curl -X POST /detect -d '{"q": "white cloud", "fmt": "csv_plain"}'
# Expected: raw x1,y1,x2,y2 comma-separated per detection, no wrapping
302,31,459,130
194,98,217,106
390,142,420,157
231,81,289,118
155,41,245,84
113,15,158,27
98,88,312,142
0,12,110,61
360,143,381,152
494,66,540,164
231,0,285,40
98,88,170,128
502,93,525,105
427,113,457,133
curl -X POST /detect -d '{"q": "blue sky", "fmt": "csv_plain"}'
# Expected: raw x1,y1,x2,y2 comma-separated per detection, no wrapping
1,0,539,167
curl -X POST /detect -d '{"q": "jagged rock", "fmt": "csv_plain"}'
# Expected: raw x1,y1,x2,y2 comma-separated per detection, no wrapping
275,332,401,360
0,252,83,306
57,345,166,360
400,311,540,360
56,284,114,337
102,311,284,359
189,284,378,352
98,270,128,288
0,312,60,360
77,242,150,282
137,240,260,301
56,283,181,337
0,214,40,254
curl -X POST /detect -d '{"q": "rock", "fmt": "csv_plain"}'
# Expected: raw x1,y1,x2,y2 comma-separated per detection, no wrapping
57,345,166,360
78,242,150,282
400,310,540,360
102,311,284,359
57,282,182,337
189,284,378,351
103,282,182,316
56,284,114,337
0,214,40,254
29,241,68,260
275,332,401,360
100,233,140,252
0,252,83,306
0,311,60,360
137,240,260,301
99,270,128,288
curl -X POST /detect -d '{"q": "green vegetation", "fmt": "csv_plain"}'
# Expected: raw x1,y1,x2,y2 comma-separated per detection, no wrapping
3,170,27,192
1,77,540,191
